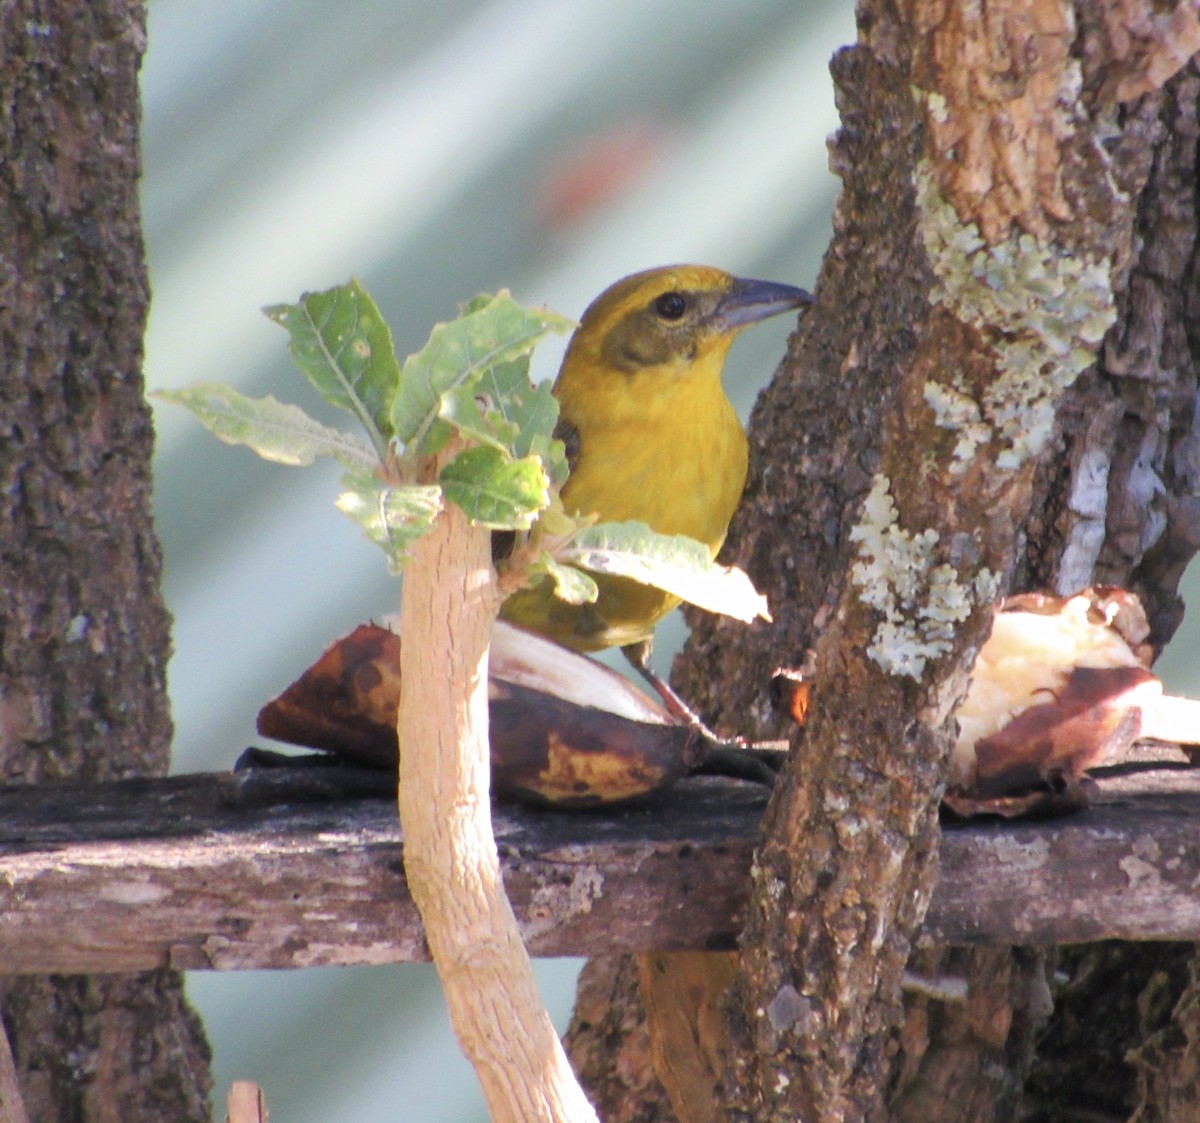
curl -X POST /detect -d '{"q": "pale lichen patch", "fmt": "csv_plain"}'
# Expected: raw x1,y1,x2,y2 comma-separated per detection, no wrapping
925,89,949,126
915,162,1116,469
923,378,990,468
521,868,604,941
851,474,998,680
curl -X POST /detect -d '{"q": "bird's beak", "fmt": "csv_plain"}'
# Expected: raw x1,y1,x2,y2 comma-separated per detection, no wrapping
712,277,813,332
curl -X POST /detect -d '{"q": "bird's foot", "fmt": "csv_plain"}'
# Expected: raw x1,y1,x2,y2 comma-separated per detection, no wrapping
619,640,789,785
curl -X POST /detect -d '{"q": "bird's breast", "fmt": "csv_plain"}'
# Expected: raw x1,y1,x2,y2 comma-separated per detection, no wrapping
561,390,748,553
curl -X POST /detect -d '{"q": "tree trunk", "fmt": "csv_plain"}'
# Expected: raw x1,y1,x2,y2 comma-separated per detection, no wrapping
896,42,1200,1123
567,3,1200,1121
0,1,212,1118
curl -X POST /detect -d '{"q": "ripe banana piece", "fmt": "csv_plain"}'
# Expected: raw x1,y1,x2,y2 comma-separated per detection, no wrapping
258,620,712,807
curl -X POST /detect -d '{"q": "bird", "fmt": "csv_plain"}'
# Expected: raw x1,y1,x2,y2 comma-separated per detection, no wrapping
499,264,812,722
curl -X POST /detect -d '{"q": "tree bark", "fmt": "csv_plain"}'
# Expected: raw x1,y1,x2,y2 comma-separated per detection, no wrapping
565,957,677,1123
0,1,211,1118
3,764,1200,971
568,3,1200,1121
1023,942,1198,1122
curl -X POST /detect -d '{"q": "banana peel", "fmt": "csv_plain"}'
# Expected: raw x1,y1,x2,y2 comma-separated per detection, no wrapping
257,620,716,808
260,586,1200,814
771,587,1200,817
949,588,1196,802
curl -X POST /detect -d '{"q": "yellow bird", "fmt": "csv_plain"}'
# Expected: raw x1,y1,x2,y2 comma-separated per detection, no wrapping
500,264,811,713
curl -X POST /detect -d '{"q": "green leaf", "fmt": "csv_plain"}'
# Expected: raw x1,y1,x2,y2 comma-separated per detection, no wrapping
154,383,377,471
438,358,566,483
391,291,573,456
559,521,772,623
534,555,598,605
457,292,495,316
476,360,566,483
335,470,442,572
439,446,549,530
523,428,568,489
264,279,400,459
439,383,521,453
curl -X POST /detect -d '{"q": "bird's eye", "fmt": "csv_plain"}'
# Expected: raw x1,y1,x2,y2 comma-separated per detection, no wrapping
654,292,687,320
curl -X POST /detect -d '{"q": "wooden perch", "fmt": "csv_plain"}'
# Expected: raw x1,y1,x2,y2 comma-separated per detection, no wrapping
1,761,1199,976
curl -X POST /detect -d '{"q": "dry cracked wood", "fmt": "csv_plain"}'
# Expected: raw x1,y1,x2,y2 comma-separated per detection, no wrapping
0,763,1198,975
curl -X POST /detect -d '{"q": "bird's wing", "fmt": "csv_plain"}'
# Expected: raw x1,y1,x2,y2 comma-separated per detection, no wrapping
555,416,581,476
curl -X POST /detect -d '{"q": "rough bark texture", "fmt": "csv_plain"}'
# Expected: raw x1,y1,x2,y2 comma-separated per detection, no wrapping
2,763,1200,972
1127,951,1200,1123
568,3,1200,1122
1022,943,1196,1122
888,36,1200,1123
889,946,1052,1123
720,4,1136,1113
1011,41,1200,1123
0,1,211,1118
565,957,677,1123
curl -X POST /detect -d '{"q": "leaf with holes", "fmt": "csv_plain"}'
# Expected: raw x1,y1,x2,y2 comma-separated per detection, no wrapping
264,279,400,459
391,291,573,457
439,446,550,531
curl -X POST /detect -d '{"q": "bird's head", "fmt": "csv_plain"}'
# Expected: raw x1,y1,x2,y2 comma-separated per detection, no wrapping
558,265,812,385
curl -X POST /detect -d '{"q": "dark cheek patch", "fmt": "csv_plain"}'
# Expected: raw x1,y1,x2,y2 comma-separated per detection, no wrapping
601,313,674,371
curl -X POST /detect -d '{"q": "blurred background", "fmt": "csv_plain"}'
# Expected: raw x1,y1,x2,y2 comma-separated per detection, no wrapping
142,1,1200,1119
144,2,851,1118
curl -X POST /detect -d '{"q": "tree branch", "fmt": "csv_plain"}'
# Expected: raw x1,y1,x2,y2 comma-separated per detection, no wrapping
1,765,1199,975
665,6,1200,1118
396,485,596,1122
